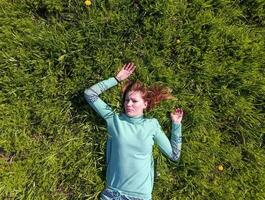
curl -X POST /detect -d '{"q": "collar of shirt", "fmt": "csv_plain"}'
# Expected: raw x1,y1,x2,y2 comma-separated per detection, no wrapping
120,113,146,125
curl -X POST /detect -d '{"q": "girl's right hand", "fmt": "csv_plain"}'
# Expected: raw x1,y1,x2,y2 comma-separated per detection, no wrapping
115,63,136,82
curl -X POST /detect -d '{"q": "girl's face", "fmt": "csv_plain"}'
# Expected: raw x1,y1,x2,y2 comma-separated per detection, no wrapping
124,90,148,117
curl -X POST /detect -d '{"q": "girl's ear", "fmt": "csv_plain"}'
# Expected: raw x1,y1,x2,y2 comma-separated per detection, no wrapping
144,101,148,109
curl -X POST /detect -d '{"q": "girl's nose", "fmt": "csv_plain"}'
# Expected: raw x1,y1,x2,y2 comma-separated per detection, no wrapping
127,100,133,106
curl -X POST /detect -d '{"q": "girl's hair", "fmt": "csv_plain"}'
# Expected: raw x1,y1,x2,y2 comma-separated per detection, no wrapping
121,80,175,112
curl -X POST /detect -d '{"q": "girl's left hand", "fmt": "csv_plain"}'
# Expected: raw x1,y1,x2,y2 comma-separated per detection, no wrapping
170,108,183,124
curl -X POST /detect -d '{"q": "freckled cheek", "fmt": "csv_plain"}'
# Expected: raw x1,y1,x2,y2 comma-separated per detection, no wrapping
134,104,142,110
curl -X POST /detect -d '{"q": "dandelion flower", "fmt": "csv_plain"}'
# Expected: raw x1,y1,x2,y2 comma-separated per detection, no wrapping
85,0,92,6
217,164,224,172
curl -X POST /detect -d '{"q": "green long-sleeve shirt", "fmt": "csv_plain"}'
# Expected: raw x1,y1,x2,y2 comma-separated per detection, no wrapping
84,77,182,199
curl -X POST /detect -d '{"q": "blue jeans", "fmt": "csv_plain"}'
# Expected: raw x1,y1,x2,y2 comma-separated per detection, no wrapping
100,188,150,200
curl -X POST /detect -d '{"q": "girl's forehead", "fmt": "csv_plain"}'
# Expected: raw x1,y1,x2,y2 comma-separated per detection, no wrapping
126,91,143,99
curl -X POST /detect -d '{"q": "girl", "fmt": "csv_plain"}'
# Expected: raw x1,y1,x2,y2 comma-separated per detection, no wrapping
84,63,183,200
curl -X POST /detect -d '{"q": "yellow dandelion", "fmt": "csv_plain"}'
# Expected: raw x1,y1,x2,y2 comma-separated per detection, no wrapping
217,164,224,172
85,0,92,6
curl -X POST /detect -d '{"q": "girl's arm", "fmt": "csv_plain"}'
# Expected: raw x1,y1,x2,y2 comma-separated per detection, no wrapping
153,120,182,161
154,108,183,161
84,77,118,122
84,63,136,122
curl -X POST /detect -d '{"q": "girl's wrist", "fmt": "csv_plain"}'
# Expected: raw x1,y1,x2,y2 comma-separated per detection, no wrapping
172,121,181,125
115,76,121,83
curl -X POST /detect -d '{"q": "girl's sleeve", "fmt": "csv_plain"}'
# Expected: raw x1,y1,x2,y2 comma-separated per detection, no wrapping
84,77,118,123
153,119,182,161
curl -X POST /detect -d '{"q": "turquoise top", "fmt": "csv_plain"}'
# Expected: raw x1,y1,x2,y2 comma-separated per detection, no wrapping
84,77,182,199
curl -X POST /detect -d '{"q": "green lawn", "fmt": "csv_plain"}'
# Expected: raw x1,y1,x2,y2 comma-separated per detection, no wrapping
0,0,265,199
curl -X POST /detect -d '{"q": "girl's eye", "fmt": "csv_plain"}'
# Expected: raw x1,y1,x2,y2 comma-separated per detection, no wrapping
125,99,137,103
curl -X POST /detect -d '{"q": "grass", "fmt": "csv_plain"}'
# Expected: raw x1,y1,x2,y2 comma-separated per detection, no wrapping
0,0,265,199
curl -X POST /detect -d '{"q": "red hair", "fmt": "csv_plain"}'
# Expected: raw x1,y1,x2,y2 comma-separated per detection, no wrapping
121,80,175,112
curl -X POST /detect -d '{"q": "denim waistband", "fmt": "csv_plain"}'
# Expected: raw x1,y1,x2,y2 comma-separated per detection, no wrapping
101,188,150,200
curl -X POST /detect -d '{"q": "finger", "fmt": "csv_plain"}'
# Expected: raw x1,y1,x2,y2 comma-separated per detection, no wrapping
130,64,136,73
124,63,130,70
176,109,183,116
176,108,181,112
176,108,183,113
180,109,183,114
175,108,181,113
177,109,183,115
127,63,135,71
123,64,127,70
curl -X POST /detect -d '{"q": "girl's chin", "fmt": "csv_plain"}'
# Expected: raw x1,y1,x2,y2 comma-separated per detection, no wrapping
126,111,135,116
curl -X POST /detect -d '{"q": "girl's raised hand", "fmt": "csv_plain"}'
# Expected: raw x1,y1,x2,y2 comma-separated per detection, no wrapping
170,108,183,124
115,63,136,82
